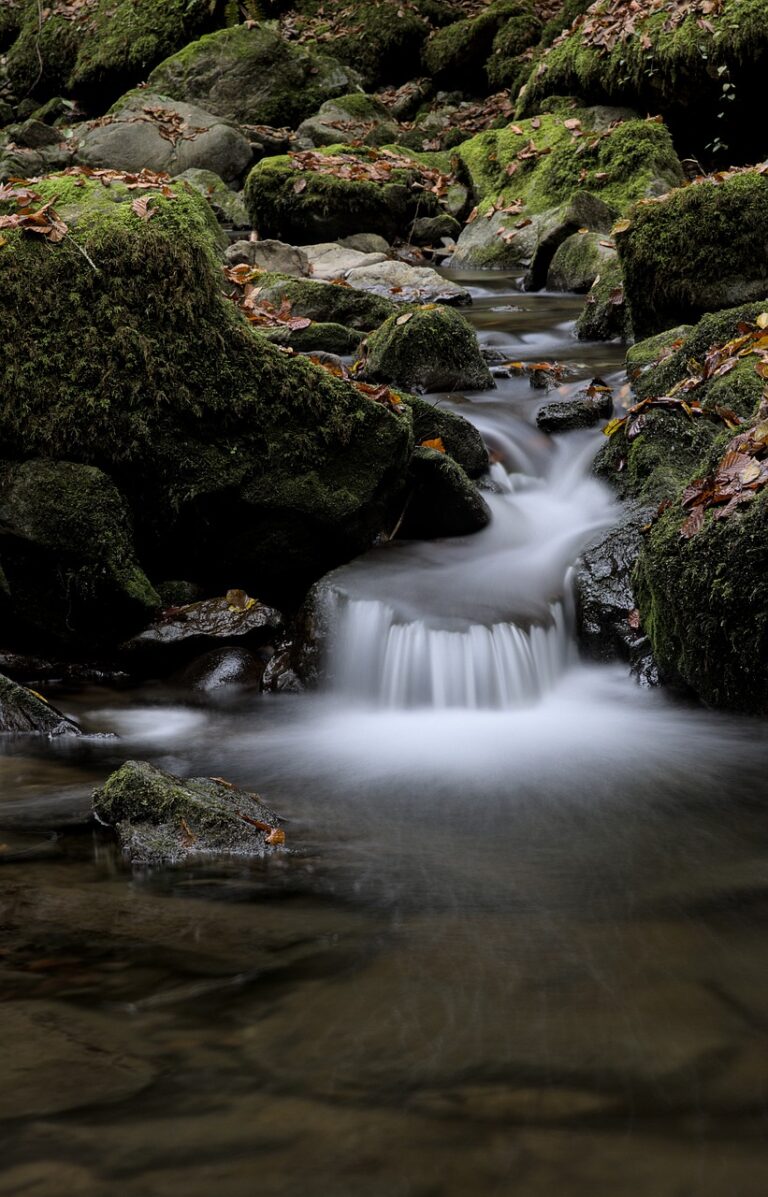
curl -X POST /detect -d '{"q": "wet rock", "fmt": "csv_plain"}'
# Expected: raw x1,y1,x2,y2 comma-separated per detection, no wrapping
173,646,267,692
93,760,285,864
122,591,283,669
345,259,471,305
76,93,252,185
359,305,493,394
224,238,309,275
399,447,492,540
536,382,613,433
175,167,249,228
261,648,303,693
0,1001,156,1119
0,672,81,737
147,24,361,129
303,241,389,280
402,394,489,479
574,509,658,684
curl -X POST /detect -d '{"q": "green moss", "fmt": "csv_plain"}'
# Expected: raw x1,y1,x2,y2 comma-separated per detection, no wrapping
360,305,494,394
547,229,608,292
260,321,364,355
575,255,631,341
487,11,543,90
618,171,768,337
401,394,489,478
326,3,429,88
423,1,536,87
251,271,398,330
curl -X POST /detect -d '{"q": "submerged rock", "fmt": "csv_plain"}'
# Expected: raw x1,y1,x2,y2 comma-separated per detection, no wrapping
0,672,81,737
536,382,613,433
359,306,494,394
93,760,285,864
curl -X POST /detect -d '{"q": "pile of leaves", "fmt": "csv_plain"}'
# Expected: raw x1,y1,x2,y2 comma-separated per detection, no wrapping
679,408,768,538
0,183,67,244
26,164,178,192
287,148,453,199
41,0,96,21
85,105,206,146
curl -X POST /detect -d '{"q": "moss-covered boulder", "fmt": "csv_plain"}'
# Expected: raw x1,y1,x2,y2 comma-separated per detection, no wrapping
77,92,252,185
245,271,398,329
147,23,360,129
0,672,81,737
451,107,682,276
399,447,491,540
359,306,494,394
423,1,540,92
518,0,768,161
575,254,631,341
0,460,159,649
401,395,489,479
0,173,414,600
3,0,224,109
261,321,364,356
616,169,768,338
594,303,768,710
546,229,615,292
311,2,431,89
93,760,285,864
296,94,399,150
244,146,442,244
175,168,250,228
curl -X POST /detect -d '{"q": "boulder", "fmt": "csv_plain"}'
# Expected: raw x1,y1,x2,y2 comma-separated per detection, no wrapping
122,590,283,669
339,232,391,254
76,92,252,185
409,213,462,245
616,168,768,338
451,107,682,277
261,322,364,356
546,229,616,293
518,0,768,161
398,447,491,539
424,0,541,92
225,238,309,275
301,1,431,90
401,395,489,479
0,460,159,648
0,672,81,736
175,167,249,228
575,255,631,341
344,260,471,305
360,306,494,394
536,382,613,432
147,23,361,129
0,173,415,603
302,241,389,280
93,760,285,864
173,646,267,692
0,137,75,183
296,94,399,150
244,147,444,245
245,272,399,330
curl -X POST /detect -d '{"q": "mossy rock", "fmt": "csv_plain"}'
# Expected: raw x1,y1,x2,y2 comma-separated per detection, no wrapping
423,1,539,92
4,0,223,109
575,254,631,341
147,23,361,129
321,3,431,89
249,271,398,329
296,94,399,150
0,174,413,601
0,672,81,736
617,170,768,338
399,447,491,539
547,229,615,293
244,147,441,243
359,306,494,394
451,107,682,273
93,760,284,864
175,168,250,228
486,7,544,91
0,459,159,649
260,321,363,355
401,394,489,479
518,0,768,161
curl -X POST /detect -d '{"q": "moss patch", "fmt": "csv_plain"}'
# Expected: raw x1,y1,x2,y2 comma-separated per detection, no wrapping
359,305,494,394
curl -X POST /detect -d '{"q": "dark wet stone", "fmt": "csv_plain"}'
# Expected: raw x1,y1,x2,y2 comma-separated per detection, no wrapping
537,385,613,433
122,591,283,671
173,646,267,692
261,647,303,693
399,447,491,540
0,672,81,737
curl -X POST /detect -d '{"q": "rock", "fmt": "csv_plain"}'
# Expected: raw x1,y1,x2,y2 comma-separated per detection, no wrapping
261,648,303,693
399,447,491,539
93,760,285,864
0,673,81,737
518,1,768,161
616,168,768,338
247,272,399,330
0,1001,155,1119
147,23,361,129
402,395,489,479
576,255,632,341
546,230,616,293
574,510,658,683
296,93,399,150
122,591,282,668
304,1,431,89
0,174,415,602
261,322,364,356
536,382,613,432
360,306,494,394
452,107,682,276
175,167,249,228
7,117,61,148
345,259,471,305
409,213,462,245
0,138,76,183
303,241,389,281
173,646,267,692
339,232,391,254
224,238,309,275
244,146,443,245
0,460,159,649
76,92,252,185
424,0,541,92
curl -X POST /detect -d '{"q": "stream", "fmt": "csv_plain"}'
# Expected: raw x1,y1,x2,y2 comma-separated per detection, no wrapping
2,278,768,1196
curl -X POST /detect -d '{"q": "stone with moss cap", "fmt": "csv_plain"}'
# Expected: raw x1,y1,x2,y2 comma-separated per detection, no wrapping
575,254,631,341
359,306,494,395
617,170,768,338
400,395,489,479
296,94,399,150
147,23,361,130
451,107,682,275
0,672,81,736
244,146,442,244
316,2,431,89
247,271,399,329
175,168,250,228
0,173,414,602
423,1,540,92
93,760,285,863
0,459,159,649
546,229,615,293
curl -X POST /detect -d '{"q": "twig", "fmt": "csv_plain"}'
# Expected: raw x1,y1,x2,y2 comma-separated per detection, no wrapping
65,233,99,272
388,489,413,541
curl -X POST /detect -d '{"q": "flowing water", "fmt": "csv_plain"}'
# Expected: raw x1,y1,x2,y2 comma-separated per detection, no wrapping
2,277,768,1196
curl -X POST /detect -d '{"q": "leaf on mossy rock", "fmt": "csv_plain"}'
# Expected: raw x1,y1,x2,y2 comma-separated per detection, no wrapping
421,437,446,452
